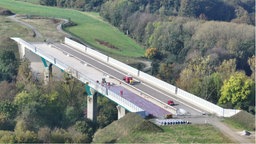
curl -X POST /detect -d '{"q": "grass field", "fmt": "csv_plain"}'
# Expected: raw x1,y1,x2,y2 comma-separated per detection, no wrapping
0,16,32,49
0,0,145,58
93,113,232,143
21,17,66,42
118,125,232,143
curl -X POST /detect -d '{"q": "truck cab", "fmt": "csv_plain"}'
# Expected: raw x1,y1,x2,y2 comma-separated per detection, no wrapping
123,75,133,84
167,100,174,106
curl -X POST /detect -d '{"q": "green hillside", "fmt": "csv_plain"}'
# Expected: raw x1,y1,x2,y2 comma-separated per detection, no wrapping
93,113,231,143
0,0,144,58
224,111,255,131
93,113,163,143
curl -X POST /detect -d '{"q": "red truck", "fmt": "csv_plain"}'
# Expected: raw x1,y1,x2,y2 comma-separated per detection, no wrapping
167,100,175,106
123,75,133,84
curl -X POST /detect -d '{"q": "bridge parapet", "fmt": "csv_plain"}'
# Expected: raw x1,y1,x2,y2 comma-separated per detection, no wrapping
11,37,145,117
64,37,241,117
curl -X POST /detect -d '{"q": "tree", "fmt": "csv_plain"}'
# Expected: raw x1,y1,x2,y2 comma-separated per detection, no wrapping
0,51,18,82
97,96,117,128
218,72,255,111
145,48,159,59
16,59,33,90
157,63,174,83
216,59,236,80
179,0,196,17
0,81,17,101
74,119,96,142
38,127,51,143
201,73,222,103
176,56,213,91
14,119,39,143
0,101,17,119
247,55,255,78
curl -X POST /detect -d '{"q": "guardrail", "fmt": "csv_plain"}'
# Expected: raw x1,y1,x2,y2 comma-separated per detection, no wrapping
11,37,145,115
64,37,241,117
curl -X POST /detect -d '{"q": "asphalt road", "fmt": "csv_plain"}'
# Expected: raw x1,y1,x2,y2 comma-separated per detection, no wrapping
54,43,205,116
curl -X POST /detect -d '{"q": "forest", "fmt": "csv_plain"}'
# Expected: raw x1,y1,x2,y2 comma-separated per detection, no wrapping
40,0,255,113
0,0,255,142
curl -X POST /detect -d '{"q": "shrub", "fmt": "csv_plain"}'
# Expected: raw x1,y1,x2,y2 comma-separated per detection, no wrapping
38,127,51,143
50,128,71,143
0,133,15,143
0,113,15,130
15,130,38,143
68,127,89,143
0,131,15,143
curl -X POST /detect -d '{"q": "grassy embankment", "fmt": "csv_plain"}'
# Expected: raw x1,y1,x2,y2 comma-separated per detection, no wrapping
93,113,232,143
0,15,32,54
223,111,255,131
0,0,145,59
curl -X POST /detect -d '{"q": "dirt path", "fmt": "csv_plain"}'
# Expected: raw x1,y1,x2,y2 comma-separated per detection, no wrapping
8,15,43,39
209,117,254,143
56,18,72,37
184,116,255,143
138,59,151,71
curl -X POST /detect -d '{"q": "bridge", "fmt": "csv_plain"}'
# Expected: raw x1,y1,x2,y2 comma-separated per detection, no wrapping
11,37,240,121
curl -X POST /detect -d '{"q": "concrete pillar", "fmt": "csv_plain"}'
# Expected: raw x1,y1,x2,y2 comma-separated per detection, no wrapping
85,85,97,122
116,105,126,119
43,64,52,85
44,68,50,85
87,93,97,122
18,43,25,59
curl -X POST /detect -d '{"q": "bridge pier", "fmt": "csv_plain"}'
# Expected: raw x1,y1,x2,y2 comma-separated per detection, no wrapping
41,58,53,85
87,94,97,122
85,84,97,122
116,105,126,119
17,43,26,59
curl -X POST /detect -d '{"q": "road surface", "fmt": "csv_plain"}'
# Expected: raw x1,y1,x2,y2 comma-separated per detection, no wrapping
53,43,204,116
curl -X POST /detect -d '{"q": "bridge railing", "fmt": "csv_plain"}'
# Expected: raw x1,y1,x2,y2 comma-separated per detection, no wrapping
76,70,144,113
12,38,144,114
64,37,241,117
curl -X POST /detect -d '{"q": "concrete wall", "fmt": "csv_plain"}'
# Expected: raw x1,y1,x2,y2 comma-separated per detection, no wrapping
139,71,176,92
63,37,240,117
108,57,139,76
65,37,86,52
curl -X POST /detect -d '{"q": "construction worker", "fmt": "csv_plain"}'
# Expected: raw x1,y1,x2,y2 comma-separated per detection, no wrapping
129,79,133,85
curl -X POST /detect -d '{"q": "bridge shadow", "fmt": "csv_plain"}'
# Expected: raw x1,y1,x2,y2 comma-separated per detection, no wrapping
131,81,141,85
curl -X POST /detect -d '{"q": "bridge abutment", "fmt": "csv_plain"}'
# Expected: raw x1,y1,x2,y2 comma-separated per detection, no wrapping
116,105,126,119
17,43,26,59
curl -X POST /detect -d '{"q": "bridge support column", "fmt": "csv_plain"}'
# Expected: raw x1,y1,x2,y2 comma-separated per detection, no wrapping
85,84,97,122
44,68,50,85
116,105,126,119
17,43,25,59
41,58,52,85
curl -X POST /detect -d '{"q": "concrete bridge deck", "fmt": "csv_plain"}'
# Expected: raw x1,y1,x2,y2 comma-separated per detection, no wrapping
15,39,174,118
13,37,240,119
